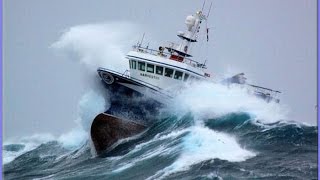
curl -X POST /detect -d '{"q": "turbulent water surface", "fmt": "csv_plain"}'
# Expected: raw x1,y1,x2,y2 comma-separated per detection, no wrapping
3,89,318,179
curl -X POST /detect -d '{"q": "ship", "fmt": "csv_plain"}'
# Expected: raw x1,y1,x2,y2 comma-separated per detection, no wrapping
91,7,281,156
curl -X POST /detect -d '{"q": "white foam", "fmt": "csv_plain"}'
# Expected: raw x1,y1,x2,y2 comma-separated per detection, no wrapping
130,129,187,154
52,22,139,73
51,22,137,151
112,145,167,173
176,126,255,168
170,81,288,123
57,128,87,150
49,22,140,150
76,90,108,131
58,90,107,150
148,126,255,179
28,21,127,153
111,129,188,173
3,90,108,164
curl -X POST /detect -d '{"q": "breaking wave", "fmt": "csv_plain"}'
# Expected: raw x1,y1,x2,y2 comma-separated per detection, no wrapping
3,90,107,164
51,21,140,72
4,109,317,179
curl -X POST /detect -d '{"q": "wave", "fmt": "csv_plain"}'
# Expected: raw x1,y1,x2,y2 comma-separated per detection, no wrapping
3,134,56,164
4,71,314,178
5,22,137,164
3,90,107,165
4,108,317,179
147,126,256,179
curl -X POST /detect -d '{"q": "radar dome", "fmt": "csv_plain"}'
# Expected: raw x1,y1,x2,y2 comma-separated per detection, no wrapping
185,15,196,30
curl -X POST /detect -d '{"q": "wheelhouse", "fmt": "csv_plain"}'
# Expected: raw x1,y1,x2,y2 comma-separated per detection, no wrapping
129,58,199,82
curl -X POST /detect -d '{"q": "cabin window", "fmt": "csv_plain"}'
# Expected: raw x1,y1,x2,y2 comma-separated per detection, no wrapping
164,68,174,78
174,70,183,80
183,73,189,81
147,64,154,73
132,60,136,69
156,66,163,75
138,61,145,71
129,61,132,68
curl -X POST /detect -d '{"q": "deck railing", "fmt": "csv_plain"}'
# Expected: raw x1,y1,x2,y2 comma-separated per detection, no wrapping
246,83,281,97
132,45,171,57
132,45,206,69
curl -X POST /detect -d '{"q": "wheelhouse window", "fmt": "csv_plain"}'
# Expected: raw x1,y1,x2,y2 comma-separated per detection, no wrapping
147,64,154,73
156,66,163,75
138,61,145,71
174,70,183,80
183,73,189,81
164,68,174,78
132,60,136,69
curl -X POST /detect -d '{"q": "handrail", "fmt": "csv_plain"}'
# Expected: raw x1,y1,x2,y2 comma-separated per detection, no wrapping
132,45,205,69
247,83,281,93
121,69,130,77
132,45,171,56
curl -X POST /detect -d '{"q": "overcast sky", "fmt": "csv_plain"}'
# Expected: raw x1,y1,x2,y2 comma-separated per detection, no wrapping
3,0,317,139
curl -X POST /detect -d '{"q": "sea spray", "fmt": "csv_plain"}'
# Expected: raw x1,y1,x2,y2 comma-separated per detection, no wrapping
169,81,288,123
144,80,288,178
51,22,140,72
6,22,141,157
58,90,108,150
47,22,141,150
3,90,107,164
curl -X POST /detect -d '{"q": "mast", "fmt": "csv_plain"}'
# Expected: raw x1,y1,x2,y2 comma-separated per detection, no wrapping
166,10,207,58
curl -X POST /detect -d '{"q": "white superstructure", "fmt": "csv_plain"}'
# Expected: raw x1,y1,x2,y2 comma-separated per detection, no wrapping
125,10,211,91
97,8,281,103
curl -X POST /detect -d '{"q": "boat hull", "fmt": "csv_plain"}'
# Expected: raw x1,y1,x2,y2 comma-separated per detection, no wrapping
97,68,165,121
91,69,167,155
91,113,147,156
98,68,171,102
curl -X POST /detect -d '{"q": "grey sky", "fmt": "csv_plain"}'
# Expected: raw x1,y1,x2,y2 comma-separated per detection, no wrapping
3,0,317,139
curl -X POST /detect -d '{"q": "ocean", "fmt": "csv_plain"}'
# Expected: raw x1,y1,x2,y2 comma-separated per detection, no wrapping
3,85,318,180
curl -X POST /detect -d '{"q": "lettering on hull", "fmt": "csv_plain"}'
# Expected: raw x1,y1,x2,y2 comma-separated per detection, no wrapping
140,73,160,80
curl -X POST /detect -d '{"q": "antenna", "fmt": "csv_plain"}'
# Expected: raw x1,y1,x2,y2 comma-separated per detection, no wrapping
203,1,212,66
201,0,206,11
139,33,145,47
203,59,207,66
207,2,213,19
